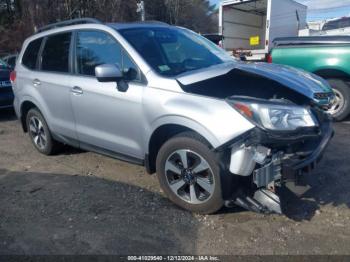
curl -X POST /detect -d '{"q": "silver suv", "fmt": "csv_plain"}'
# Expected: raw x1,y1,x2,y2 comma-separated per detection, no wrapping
12,18,334,214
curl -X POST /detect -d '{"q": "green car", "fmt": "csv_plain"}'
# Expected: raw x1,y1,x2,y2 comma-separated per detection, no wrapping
269,36,350,121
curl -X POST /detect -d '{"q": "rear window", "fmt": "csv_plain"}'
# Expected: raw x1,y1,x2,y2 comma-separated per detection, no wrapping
41,32,71,73
0,59,7,69
22,38,43,70
323,18,350,31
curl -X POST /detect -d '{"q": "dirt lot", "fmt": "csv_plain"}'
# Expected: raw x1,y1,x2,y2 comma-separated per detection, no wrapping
0,108,350,255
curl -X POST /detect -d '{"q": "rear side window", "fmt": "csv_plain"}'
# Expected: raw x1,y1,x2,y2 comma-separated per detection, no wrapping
41,32,71,73
22,38,43,70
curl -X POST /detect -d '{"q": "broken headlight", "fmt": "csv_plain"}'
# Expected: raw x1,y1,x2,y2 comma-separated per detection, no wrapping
230,98,318,131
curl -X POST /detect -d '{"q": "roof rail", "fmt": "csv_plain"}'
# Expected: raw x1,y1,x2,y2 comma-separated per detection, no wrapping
133,20,169,25
36,18,102,34
140,20,169,25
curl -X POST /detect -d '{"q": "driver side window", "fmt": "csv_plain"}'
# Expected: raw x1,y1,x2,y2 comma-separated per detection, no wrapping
76,30,141,81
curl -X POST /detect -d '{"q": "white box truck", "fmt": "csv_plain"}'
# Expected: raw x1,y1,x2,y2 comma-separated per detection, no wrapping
219,0,307,61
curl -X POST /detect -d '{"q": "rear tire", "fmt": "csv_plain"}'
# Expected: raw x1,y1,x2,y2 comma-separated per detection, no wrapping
26,108,59,155
156,132,224,214
327,79,350,121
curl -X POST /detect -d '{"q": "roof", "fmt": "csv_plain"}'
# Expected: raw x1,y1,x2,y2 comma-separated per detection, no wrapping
273,36,350,46
35,18,170,34
108,21,171,30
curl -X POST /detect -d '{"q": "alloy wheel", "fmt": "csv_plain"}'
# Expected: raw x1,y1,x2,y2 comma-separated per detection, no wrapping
29,116,47,150
164,149,215,205
328,88,345,116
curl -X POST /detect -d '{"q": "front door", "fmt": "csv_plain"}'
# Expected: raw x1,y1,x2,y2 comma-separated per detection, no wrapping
70,30,145,160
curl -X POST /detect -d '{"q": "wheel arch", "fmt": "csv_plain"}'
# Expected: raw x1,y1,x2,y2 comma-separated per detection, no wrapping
145,123,217,175
19,99,42,132
313,69,350,82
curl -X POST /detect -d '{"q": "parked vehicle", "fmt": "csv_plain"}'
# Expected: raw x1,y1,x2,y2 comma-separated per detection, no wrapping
1,54,18,70
0,59,14,109
12,18,334,214
299,16,350,37
321,17,350,36
269,36,350,121
202,34,223,46
219,0,307,61
0,59,6,67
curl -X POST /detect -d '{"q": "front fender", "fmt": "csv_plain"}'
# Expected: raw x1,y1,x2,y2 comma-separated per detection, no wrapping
147,115,222,151
143,86,255,154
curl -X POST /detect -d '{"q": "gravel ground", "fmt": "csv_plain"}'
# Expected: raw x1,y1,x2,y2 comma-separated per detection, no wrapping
0,108,349,255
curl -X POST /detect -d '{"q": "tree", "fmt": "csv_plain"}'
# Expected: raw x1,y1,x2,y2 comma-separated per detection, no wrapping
0,0,218,55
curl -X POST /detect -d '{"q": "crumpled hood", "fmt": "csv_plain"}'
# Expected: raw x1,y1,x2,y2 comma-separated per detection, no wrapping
177,62,333,104
237,62,332,96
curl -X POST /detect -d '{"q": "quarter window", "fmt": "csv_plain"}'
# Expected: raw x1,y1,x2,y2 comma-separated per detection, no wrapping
122,50,141,81
76,30,141,81
41,32,71,73
22,38,43,70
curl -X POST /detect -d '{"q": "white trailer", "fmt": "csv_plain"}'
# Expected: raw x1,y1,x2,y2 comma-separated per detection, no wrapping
219,0,307,61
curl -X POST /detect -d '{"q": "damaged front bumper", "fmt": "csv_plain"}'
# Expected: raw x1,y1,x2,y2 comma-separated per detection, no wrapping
224,114,334,214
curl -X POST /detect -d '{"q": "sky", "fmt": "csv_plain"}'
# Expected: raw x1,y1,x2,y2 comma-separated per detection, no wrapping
210,0,350,21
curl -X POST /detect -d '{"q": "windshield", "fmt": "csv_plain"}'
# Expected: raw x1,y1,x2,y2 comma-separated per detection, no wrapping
119,27,234,77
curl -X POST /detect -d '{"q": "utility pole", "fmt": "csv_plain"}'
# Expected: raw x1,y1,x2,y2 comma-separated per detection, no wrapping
136,1,145,21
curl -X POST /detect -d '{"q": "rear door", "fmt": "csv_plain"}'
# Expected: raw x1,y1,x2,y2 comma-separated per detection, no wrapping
33,32,77,142
69,30,144,160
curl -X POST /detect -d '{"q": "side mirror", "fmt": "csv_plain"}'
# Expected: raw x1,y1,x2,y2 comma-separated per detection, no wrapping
95,64,129,92
95,64,123,82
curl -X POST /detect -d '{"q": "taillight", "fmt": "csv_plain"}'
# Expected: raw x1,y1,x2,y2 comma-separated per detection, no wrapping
10,71,16,82
266,54,272,63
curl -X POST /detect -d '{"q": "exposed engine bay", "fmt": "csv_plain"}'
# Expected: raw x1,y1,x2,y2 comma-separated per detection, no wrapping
179,67,334,214
180,68,311,105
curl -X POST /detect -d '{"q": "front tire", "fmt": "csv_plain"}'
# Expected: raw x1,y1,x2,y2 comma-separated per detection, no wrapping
156,132,223,214
26,108,59,155
327,79,350,121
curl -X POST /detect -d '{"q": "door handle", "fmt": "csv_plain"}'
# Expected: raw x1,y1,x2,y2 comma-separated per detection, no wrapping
71,86,83,95
32,79,41,87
